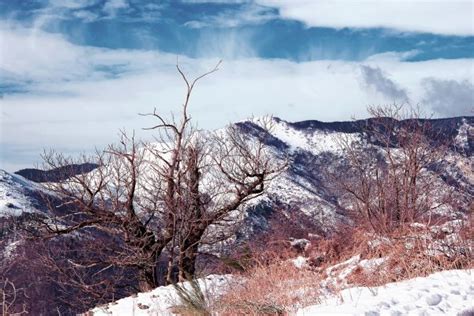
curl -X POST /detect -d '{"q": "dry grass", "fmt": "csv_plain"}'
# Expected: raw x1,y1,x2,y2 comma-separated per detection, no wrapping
216,258,321,315
174,216,472,315
169,278,211,316
335,222,474,288
352,246,470,286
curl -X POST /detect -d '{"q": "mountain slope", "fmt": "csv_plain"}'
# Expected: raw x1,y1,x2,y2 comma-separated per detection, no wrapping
234,116,473,236
5,116,473,234
0,169,46,217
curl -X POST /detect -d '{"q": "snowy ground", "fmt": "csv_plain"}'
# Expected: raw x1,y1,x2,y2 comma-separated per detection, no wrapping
90,270,473,315
297,269,474,316
90,275,231,316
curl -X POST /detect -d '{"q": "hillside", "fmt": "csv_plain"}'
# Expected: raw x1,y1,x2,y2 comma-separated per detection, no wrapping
0,170,46,217
0,115,472,314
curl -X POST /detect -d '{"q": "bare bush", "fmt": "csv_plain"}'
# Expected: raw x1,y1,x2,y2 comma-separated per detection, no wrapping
346,227,473,288
333,105,454,234
302,222,473,290
217,259,320,315
171,278,211,316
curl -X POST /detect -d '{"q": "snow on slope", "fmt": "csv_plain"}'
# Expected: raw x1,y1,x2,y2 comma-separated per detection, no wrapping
297,269,474,316
454,118,473,152
269,118,354,156
90,275,231,316
254,116,474,227
0,169,43,217
268,120,350,222
90,269,473,316
242,117,349,225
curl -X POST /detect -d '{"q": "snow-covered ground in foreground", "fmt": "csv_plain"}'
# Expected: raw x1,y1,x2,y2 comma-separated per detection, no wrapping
297,269,474,316
90,269,473,316
90,275,231,316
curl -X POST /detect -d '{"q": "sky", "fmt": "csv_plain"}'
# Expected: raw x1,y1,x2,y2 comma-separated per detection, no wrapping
0,0,473,171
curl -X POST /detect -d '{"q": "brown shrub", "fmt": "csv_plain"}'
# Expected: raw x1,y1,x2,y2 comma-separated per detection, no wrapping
216,259,320,315
344,222,473,288
202,214,472,315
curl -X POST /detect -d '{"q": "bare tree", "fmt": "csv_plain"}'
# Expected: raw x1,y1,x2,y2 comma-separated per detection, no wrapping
334,104,452,234
169,121,283,281
140,63,284,281
34,60,284,309
39,133,170,293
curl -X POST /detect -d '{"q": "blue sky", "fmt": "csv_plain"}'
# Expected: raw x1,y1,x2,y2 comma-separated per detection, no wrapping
0,0,473,171
1,0,473,62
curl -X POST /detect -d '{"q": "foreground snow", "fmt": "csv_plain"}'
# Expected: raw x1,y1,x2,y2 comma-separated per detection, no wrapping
90,269,473,315
90,275,230,316
298,269,473,316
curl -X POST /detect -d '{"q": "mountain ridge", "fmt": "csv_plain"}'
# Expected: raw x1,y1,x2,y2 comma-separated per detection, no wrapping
0,114,472,314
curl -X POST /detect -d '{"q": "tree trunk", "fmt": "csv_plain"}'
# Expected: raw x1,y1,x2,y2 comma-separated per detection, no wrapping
178,244,199,281
127,219,172,291
177,229,205,281
138,265,157,292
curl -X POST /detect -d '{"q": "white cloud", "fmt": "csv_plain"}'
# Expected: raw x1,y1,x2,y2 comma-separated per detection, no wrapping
256,0,474,36
422,78,474,116
0,22,174,83
1,22,473,171
73,10,100,22
184,4,276,28
49,0,99,9
194,30,258,58
103,0,130,17
0,25,89,82
365,50,421,62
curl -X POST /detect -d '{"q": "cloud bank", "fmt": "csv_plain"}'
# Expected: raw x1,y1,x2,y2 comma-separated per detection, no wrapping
257,0,474,36
422,78,474,116
1,20,473,171
360,65,410,103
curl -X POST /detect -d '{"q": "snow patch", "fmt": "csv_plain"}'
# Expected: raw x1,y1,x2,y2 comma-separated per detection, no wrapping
0,169,42,217
292,256,309,269
298,269,474,315
90,275,231,316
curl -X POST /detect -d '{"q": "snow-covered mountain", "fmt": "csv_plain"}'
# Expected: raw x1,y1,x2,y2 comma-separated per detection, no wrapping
235,116,473,235
0,115,472,314
0,170,46,217
1,116,472,235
